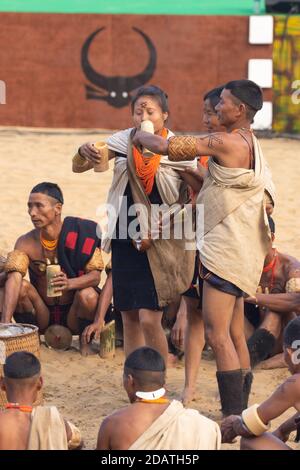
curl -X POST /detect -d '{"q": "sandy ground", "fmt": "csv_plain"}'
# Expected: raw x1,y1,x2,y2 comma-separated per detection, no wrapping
0,127,300,450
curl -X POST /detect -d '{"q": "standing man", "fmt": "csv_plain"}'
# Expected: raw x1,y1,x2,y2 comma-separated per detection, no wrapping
133,80,272,415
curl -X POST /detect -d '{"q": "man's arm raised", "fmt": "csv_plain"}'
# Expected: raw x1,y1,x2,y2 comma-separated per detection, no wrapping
132,131,169,155
132,131,238,165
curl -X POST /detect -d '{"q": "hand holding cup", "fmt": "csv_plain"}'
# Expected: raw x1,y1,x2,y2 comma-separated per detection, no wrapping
140,120,154,156
93,141,109,172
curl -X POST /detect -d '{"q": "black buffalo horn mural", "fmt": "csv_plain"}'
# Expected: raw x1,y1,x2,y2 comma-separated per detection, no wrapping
81,27,157,108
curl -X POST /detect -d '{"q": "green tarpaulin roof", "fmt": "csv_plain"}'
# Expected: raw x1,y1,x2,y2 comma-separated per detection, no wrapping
0,0,266,15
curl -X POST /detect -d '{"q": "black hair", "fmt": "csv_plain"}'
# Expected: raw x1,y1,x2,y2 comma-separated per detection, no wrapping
124,347,166,388
268,215,275,234
224,79,263,120
30,182,64,204
131,85,169,113
125,346,165,372
283,317,300,348
203,85,224,110
3,352,41,379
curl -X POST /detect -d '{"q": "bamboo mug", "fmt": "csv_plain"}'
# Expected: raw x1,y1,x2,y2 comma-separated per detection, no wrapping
93,141,109,172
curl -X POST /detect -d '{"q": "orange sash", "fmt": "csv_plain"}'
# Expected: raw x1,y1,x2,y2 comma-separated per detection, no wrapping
198,156,209,169
133,127,168,195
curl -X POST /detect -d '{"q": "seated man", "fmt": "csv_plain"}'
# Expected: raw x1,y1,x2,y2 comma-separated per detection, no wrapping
221,316,300,450
0,182,104,355
245,217,300,368
96,346,221,450
0,352,82,450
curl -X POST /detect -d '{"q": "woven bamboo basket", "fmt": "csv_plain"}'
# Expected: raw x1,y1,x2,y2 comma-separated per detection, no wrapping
0,323,43,408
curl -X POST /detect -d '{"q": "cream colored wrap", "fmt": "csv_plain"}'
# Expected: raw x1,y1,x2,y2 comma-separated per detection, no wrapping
28,406,82,450
197,134,272,296
28,406,68,450
102,128,197,253
129,400,221,450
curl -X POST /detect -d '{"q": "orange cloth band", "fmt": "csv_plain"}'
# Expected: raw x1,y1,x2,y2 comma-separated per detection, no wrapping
133,127,168,195
5,403,33,412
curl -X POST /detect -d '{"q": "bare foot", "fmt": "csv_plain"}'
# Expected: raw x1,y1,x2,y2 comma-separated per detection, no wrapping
258,353,286,370
181,387,197,407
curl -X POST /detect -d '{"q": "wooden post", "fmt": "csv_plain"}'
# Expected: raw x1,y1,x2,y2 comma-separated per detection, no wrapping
99,320,115,359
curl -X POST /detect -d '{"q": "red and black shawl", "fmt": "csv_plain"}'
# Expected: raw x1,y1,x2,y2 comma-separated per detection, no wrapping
57,216,100,278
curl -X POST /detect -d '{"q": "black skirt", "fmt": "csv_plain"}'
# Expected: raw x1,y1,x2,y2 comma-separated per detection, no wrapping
112,238,160,311
111,180,162,312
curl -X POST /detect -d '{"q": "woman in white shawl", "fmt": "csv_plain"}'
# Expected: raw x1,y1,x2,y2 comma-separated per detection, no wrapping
73,86,197,366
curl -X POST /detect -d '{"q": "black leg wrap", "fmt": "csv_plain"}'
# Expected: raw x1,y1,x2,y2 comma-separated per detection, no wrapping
242,369,254,410
216,369,243,416
247,328,276,368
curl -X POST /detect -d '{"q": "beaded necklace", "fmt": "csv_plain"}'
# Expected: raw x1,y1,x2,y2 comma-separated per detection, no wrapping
5,403,33,412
